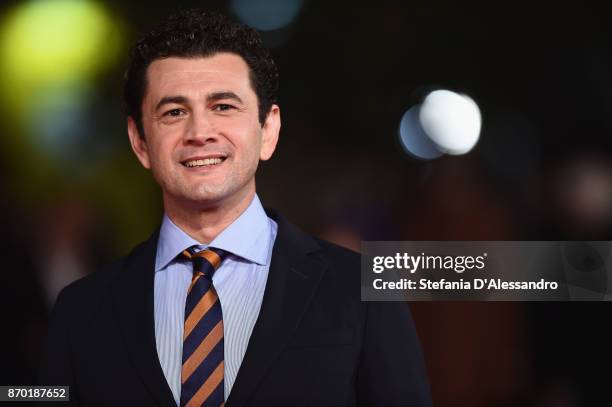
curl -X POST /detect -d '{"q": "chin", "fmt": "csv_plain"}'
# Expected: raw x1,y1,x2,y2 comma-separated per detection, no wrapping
186,189,232,207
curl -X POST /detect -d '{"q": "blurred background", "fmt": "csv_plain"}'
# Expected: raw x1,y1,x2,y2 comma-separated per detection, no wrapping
1,0,611,405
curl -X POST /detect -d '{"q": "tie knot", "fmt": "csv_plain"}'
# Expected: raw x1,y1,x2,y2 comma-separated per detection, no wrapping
181,247,228,279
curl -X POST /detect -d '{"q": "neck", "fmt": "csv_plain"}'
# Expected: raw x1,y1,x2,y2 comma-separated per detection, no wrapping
163,186,256,244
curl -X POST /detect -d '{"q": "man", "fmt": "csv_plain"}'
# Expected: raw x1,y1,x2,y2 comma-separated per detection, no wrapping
40,10,431,407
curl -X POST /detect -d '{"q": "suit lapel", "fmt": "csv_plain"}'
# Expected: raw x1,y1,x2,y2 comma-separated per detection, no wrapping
226,211,327,407
111,230,177,407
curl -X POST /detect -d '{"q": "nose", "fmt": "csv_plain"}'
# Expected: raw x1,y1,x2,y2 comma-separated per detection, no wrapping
184,110,217,145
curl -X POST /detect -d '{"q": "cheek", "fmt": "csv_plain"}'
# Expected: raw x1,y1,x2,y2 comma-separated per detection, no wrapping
148,130,179,160
241,128,261,148
242,137,263,165
226,123,262,156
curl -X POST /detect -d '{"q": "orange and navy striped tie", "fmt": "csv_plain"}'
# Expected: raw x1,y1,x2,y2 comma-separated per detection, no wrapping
180,247,228,407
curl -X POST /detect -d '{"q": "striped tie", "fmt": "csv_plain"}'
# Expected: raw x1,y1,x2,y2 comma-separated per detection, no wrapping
180,247,227,407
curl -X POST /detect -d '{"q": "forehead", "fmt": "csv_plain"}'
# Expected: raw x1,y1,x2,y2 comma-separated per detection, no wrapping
144,53,253,101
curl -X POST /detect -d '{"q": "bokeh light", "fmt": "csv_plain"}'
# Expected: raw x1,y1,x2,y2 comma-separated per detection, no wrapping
28,81,94,162
0,0,123,125
0,0,122,85
419,90,482,155
230,0,304,31
0,0,126,186
558,156,612,230
398,105,444,160
398,89,482,160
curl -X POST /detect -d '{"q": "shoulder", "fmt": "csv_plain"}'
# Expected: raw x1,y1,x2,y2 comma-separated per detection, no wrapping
52,257,124,324
52,237,150,320
267,208,360,273
58,258,123,302
313,237,360,274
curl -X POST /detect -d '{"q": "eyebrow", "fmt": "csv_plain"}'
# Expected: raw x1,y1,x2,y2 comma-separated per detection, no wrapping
155,95,188,111
154,91,244,111
208,91,244,105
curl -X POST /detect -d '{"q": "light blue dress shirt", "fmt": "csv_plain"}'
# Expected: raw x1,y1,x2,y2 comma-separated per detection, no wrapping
153,195,277,405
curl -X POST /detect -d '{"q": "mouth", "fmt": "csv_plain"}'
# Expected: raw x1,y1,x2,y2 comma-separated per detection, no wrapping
181,155,227,168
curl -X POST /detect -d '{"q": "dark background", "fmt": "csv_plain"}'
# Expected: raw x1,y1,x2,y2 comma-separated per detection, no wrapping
1,1,611,405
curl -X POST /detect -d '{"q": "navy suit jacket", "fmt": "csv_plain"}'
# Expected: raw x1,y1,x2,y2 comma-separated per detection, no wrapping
40,210,431,406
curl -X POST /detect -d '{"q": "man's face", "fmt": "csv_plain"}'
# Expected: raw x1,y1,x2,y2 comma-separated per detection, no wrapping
127,53,280,211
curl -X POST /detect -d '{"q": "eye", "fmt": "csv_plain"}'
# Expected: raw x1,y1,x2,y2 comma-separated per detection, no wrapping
213,104,235,112
164,108,185,117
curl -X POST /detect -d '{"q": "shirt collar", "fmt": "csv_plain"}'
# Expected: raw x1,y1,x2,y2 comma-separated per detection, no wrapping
155,194,272,271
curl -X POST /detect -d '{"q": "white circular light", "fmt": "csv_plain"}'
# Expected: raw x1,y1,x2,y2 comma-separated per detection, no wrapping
419,89,482,155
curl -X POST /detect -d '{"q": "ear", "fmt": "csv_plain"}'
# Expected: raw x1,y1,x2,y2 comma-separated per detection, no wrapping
127,117,151,169
259,104,281,161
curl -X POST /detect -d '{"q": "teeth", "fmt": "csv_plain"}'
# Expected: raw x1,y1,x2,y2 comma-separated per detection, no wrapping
184,158,224,167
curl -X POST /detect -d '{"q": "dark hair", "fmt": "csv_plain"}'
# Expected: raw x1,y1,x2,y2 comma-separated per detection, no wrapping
123,9,279,137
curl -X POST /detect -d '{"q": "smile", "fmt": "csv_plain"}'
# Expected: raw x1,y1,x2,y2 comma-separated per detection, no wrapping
182,157,227,168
